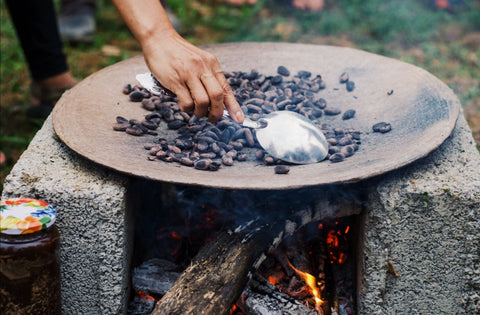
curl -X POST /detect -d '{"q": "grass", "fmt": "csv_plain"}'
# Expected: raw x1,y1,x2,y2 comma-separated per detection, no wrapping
1,0,479,192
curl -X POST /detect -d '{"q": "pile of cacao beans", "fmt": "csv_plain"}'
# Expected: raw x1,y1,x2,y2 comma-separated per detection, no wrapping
114,66,389,174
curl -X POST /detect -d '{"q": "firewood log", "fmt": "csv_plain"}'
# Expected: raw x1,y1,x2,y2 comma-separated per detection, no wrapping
152,219,284,315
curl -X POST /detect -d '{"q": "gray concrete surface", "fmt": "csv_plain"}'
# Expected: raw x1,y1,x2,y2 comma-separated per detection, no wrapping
2,112,479,314
1,116,134,314
359,113,480,314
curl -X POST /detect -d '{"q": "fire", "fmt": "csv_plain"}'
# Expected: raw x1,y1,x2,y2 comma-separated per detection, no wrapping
136,290,155,301
325,227,348,264
170,231,182,240
229,304,238,315
268,275,277,285
287,259,324,310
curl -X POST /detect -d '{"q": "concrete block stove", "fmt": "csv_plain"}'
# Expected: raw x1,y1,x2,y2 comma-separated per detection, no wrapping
2,44,479,314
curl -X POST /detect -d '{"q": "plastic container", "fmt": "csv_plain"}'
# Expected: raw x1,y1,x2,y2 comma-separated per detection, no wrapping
0,198,61,315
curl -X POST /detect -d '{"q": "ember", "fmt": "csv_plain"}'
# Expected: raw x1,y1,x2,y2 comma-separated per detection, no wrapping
128,182,360,315
287,258,325,312
252,217,356,315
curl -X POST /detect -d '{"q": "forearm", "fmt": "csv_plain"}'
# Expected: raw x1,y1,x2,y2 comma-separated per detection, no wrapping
111,0,175,47
111,0,243,122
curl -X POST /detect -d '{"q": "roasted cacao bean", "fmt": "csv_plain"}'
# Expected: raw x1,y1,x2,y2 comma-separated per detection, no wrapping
274,165,290,174
346,80,355,92
372,122,392,133
129,91,146,102
342,109,356,120
324,108,342,116
194,159,212,170
277,66,290,77
113,123,130,131
329,153,345,163
339,72,349,83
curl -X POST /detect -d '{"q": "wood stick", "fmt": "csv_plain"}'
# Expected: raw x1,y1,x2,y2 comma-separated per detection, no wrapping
152,219,284,315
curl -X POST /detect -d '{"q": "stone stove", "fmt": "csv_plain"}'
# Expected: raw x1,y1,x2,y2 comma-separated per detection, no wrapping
2,40,480,315
2,112,479,314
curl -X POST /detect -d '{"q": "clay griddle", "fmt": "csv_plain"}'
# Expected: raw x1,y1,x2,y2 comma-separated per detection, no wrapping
52,43,460,189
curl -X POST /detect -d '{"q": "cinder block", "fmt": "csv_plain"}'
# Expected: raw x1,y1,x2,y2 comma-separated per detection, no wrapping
2,116,134,314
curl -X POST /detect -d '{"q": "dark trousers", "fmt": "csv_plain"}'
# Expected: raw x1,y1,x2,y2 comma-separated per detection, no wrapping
6,0,68,81
60,0,98,15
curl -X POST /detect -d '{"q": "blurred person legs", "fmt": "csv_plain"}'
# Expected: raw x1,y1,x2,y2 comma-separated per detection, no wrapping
59,0,97,43
59,0,181,43
6,0,77,118
225,0,259,5
224,0,323,11
291,0,324,11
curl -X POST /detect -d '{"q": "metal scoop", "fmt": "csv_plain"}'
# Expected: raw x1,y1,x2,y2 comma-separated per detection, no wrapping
136,72,329,164
225,110,328,164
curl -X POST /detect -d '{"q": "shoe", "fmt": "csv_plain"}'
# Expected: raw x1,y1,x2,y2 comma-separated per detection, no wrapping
27,81,74,119
58,6,96,43
27,104,55,119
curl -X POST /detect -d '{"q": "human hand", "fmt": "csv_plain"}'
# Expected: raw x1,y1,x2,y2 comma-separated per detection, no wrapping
142,30,244,123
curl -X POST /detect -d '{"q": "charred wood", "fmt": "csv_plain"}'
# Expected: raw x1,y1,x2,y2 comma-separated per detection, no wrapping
240,275,317,315
152,219,285,315
131,258,181,297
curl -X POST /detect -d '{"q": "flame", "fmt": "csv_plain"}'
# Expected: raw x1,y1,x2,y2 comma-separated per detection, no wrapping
170,231,182,240
287,259,324,309
268,275,276,285
326,228,348,264
136,290,155,301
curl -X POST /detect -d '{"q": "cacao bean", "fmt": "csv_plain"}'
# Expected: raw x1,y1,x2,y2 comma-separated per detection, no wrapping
324,108,342,116
274,165,290,174
372,122,392,133
113,123,130,131
329,153,345,163
194,159,212,170
129,91,146,102
342,109,356,120
339,72,349,83
277,65,290,76
346,80,355,92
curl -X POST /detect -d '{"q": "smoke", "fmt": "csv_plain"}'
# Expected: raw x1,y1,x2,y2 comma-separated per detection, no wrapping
130,178,366,266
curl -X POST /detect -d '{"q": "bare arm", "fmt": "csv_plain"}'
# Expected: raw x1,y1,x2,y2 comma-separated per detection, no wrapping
111,0,244,122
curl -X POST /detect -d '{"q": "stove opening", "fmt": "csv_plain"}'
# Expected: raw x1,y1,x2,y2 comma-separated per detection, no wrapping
128,179,364,315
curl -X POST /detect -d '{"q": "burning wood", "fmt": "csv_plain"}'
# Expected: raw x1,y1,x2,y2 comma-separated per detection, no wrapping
287,259,329,314
253,218,356,315
151,219,285,315
129,183,361,315
236,274,317,315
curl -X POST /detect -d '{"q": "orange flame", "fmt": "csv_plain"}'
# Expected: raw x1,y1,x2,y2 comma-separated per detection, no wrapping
268,275,277,285
287,259,324,309
137,290,155,301
326,229,348,264
170,231,182,240
229,304,237,315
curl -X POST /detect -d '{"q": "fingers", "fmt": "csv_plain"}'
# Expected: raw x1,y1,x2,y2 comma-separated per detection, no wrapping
146,42,241,123
175,85,195,113
214,71,244,123
199,73,225,122
186,78,210,118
